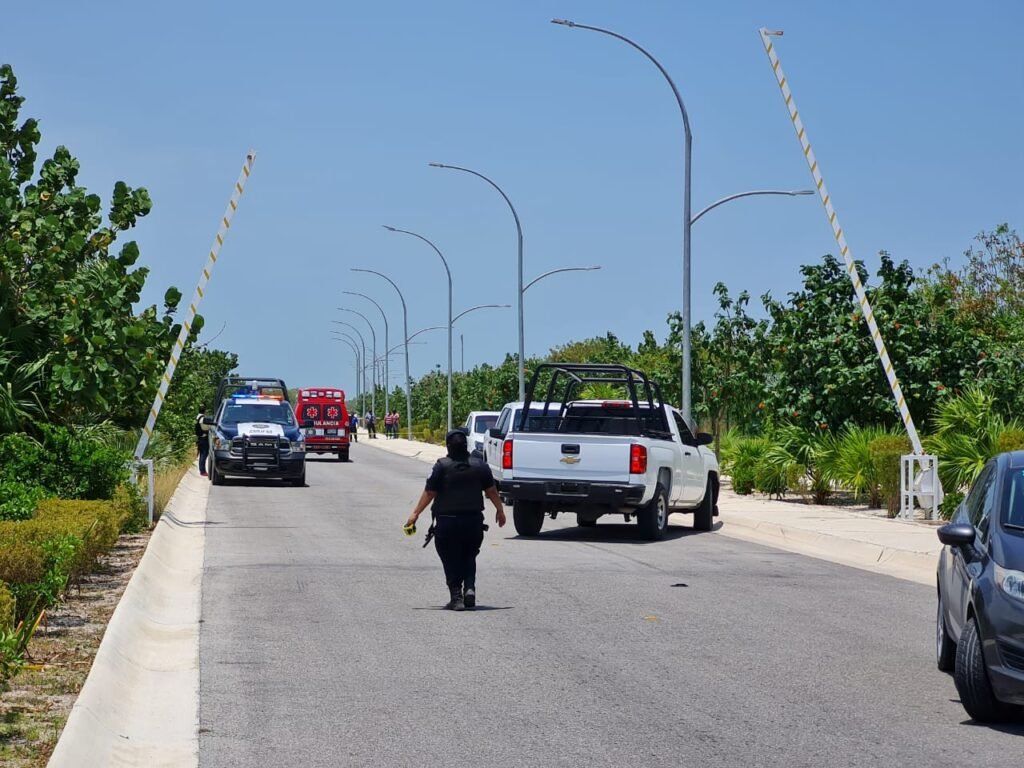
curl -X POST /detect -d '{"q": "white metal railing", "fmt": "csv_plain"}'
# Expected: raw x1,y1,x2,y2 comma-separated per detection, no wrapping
128,459,155,524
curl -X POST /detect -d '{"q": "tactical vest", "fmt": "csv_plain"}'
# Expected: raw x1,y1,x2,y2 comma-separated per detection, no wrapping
431,457,485,514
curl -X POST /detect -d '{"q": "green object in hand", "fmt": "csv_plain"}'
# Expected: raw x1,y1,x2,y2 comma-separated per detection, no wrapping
403,522,416,536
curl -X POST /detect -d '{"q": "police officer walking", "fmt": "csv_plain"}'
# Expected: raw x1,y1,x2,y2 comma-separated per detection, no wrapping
195,407,210,476
406,429,506,611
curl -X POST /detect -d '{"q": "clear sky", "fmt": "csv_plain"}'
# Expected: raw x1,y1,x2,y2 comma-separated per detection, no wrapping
7,0,1023,396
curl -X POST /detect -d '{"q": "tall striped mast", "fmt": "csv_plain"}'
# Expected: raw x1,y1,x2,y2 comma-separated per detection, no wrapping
134,152,256,459
758,30,923,455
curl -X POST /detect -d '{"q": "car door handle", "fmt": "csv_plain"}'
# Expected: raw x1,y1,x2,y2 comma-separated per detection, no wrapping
683,450,692,456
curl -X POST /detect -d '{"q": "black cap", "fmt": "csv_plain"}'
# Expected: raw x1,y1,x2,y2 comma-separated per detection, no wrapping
445,428,469,456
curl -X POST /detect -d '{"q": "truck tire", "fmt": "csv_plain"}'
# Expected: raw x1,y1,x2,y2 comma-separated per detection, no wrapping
338,448,350,462
291,468,306,487
513,501,544,536
577,516,597,528
694,477,715,532
637,483,669,541
210,460,225,486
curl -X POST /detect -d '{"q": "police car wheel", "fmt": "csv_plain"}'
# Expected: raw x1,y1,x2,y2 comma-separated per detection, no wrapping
290,471,306,487
577,516,597,527
210,461,225,486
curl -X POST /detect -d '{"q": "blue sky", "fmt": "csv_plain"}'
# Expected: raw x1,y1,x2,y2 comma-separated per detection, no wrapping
7,0,1023,396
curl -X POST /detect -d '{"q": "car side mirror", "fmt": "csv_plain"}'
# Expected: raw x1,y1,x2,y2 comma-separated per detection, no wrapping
202,416,215,426
937,522,975,547
695,432,714,447
489,428,502,439
302,419,315,429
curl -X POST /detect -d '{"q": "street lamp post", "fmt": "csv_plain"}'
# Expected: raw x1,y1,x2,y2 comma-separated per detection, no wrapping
343,291,390,417
335,310,377,416
552,18,695,424
428,162,527,400
329,335,362,409
352,269,413,440
383,225,453,431
330,323,368,408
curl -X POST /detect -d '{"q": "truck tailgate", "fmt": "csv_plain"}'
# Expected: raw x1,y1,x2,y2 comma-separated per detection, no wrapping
509,434,633,483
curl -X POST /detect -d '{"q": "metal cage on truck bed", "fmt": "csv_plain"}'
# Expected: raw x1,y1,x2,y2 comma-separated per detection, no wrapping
213,376,291,410
518,363,672,439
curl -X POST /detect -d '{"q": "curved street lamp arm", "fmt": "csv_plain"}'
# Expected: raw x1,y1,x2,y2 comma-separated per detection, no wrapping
407,325,446,343
428,164,522,232
330,320,366,349
691,189,814,225
341,291,389,336
335,308,377,350
523,266,601,293
452,303,510,324
351,269,407,319
381,226,452,284
551,20,691,137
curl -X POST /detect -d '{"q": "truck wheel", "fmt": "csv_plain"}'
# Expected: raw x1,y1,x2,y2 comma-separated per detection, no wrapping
577,516,597,528
694,477,715,532
637,484,669,541
338,449,350,462
210,461,225,486
513,501,544,536
291,469,306,487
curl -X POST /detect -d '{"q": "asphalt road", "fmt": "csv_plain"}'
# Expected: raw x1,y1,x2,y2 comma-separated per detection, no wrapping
199,444,1024,768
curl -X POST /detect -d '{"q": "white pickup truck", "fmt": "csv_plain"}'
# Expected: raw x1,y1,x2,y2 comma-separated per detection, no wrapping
493,363,720,540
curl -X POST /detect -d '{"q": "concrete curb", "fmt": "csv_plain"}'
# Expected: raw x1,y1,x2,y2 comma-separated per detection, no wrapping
48,466,209,768
710,510,937,586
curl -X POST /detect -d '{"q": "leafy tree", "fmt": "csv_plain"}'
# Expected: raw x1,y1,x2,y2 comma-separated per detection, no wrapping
0,63,187,431
153,346,238,454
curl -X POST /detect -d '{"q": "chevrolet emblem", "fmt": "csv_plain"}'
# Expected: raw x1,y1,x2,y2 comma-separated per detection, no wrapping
560,456,580,465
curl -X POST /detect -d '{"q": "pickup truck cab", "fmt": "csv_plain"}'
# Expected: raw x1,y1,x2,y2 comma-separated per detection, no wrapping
498,363,719,540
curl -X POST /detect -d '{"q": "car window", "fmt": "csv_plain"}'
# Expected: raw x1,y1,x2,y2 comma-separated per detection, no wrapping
473,415,498,434
495,408,510,436
964,464,995,531
1003,469,1024,531
672,412,695,445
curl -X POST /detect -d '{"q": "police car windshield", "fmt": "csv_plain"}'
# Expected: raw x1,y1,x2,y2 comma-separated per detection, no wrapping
220,401,295,426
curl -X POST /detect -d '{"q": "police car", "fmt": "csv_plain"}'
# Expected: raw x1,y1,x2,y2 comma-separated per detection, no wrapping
205,389,312,486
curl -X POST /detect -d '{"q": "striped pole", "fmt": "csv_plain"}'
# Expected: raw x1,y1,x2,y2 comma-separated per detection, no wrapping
758,30,923,455
133,152,256,459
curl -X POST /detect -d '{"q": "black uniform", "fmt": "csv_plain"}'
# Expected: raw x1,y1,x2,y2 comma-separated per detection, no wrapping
425,453,495,597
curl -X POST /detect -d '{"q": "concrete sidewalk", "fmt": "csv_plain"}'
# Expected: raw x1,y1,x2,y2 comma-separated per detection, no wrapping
357,432,942,586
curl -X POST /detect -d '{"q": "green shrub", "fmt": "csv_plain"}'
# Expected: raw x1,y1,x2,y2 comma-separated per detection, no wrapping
869,435,911,517
113,483,148,534
0,582,14,632
817,425,892,508
0,480,49,521
0,424,130,500
996,428,1024,454
722,436,771,495
938,489,965,521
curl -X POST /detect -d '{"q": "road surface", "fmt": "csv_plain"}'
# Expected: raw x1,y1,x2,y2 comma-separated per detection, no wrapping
199,444,1023,767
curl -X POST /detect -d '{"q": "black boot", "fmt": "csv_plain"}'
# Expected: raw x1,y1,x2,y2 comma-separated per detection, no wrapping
463,587,476,610
445,586,465,611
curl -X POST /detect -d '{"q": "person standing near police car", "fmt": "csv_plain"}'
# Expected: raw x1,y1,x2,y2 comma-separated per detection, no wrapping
195,407,211,476
405,429,505,611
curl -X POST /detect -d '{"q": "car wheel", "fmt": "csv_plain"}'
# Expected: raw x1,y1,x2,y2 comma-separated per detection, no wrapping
637,483,669,541
210,460,225,486
513,501,544,537
291,470,306,487
936,595,956,672
694,477,715,532
954,616,1014,722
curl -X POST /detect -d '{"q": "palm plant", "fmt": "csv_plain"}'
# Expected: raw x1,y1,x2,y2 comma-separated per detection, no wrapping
817,424,894,508
924,386,1022,492
0,344,48,434
762,425,833,504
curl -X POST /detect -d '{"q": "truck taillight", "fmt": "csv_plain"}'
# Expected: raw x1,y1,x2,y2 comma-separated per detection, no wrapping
502,439,514,470
630,444,647,474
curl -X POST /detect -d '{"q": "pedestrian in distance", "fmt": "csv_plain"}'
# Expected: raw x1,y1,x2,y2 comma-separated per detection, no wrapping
195,407,211,476
392,410,401,439
405,428,506,611
349,412,359,443
366,410,377,439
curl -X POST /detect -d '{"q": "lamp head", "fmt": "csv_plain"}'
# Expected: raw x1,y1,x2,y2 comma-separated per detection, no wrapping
381,225,397,232
551,18,575,27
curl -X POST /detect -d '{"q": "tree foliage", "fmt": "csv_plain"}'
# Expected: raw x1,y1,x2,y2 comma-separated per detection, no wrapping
0,63,189,432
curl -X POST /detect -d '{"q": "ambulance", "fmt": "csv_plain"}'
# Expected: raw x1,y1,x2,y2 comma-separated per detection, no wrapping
295,388,351,461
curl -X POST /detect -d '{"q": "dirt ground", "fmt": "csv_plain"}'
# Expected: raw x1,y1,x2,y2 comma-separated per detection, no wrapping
0,531,151,767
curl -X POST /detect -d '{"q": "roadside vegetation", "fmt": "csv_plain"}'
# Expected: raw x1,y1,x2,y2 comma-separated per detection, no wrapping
359,227,1024,518
0,61,236,711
